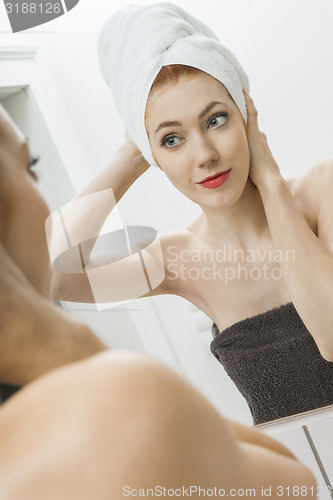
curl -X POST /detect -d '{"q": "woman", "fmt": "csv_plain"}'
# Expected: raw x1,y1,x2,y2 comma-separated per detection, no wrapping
0,104,316,498
52,3,333,424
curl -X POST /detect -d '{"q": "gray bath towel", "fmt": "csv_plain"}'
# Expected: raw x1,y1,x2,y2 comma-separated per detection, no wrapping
210,302,333,424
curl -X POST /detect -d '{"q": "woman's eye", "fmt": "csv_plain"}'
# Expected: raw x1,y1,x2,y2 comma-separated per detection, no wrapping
28,155,40,180
161,135,181,148
208,113,228,129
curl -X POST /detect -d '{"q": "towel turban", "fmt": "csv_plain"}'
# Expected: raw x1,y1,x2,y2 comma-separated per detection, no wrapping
97,2,250,166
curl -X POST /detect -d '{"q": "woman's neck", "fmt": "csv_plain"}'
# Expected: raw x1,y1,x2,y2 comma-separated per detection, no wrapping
193,178,269,250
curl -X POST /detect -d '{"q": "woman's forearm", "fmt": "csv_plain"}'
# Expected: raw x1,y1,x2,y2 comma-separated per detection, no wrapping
258,173,333,360
243,93,333,360
63,142,149,259
51,140,149,300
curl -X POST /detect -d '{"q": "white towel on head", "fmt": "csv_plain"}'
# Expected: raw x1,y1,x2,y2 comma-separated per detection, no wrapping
97,2,250,167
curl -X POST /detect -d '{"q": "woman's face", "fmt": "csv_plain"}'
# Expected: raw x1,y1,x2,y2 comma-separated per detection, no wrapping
0,106,51,297
145,72,250,210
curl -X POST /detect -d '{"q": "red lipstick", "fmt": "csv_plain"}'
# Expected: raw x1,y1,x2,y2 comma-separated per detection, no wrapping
197,169,231,189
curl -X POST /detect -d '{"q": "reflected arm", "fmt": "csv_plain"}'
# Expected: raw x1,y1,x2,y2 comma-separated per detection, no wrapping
51,138,150,303
257,161,333,361
245,92,333,361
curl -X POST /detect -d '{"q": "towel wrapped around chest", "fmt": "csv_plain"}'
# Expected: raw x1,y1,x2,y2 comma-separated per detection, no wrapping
210,303,333,424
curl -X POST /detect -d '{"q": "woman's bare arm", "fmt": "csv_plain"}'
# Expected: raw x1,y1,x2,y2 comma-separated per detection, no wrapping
51,136,152,303
0,349,316,499
245,92,333,361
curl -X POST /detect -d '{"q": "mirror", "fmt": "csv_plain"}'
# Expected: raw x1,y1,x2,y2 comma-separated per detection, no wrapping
1,0,332,426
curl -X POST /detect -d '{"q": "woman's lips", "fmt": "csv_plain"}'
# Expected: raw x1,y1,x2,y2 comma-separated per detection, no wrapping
197,169,231,189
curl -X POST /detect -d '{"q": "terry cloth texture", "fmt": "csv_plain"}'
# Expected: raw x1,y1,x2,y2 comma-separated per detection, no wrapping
210,302,333,425
97,2,250,167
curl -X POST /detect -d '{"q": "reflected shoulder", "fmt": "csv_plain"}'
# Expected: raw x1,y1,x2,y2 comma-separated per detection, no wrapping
289,158,333,196
287,158,333,225
158,228,194,252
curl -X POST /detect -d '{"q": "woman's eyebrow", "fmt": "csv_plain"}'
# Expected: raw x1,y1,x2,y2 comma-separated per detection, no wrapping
154,100,228,136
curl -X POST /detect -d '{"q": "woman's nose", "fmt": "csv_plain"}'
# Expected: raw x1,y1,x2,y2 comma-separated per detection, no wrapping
192,134,218,168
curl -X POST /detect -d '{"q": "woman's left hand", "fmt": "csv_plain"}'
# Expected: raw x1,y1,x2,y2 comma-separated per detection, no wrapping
244,91,282,190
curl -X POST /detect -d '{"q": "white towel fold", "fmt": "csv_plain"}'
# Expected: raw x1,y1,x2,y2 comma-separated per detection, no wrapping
97,2,250,166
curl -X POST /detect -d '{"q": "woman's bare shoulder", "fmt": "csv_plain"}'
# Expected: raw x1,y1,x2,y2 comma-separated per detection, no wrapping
287,158,333,200
286,158,333,230
158,227,196,251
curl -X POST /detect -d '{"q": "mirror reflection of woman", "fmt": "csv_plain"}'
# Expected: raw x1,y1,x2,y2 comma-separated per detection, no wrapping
0,104,317,499
53,3,333,424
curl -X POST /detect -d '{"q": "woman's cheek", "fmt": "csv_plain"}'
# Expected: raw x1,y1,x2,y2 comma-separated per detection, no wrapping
229,129,250,165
